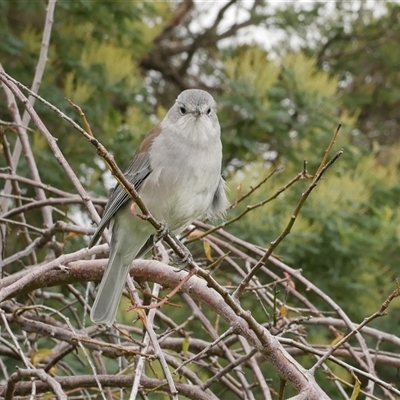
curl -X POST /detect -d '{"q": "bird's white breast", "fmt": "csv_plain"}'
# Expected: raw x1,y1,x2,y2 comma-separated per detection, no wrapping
139,116,222,233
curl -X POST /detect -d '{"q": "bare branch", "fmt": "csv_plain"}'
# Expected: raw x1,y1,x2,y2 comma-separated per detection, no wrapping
5,368,67,400
0,374,217,400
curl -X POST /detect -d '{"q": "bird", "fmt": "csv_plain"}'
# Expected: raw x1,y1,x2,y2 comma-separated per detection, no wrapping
89,89,229,326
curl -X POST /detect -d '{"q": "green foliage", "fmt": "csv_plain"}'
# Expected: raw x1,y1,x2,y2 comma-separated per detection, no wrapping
219,49,352,169
218,43,400,327
228,142,400,321
0,0,170,194
214,41,400,328
272,1,400,147
1,1,400,397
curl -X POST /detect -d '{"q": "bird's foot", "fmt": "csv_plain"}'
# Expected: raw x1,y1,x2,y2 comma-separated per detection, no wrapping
153,221,169,244
171,236,194,271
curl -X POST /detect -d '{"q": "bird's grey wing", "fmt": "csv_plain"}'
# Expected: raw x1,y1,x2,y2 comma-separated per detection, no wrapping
89,152,152,247
209,176,229,219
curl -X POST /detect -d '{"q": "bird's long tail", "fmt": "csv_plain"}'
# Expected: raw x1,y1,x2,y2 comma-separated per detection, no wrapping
90,222,152,326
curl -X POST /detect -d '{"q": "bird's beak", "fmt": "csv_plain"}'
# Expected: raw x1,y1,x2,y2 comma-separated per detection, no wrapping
193,106,201,117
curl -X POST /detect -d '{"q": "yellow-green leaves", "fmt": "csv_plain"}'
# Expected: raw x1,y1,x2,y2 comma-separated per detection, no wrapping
225,46,279,98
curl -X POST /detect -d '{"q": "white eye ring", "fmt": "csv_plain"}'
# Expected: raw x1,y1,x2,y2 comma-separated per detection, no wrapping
206,108,212,116
179,106,187,115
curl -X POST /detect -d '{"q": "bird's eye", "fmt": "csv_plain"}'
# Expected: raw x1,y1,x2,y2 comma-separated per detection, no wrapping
179,106,187,115
206,108,212,116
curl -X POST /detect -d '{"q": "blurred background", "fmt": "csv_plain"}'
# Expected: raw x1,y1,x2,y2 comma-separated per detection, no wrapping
1,0,399,397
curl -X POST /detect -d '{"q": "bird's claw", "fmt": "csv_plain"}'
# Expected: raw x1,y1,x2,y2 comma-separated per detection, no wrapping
154,221,169,244
172,246,194,271
154,226,194,270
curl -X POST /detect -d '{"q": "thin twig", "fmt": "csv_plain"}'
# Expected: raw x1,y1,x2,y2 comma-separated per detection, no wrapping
65,98,95,137
230,168,278,210
0,0,56,215
127,280,179,400
233,149,343,299
0,73,103,230
314,123,341,179
310,282,400,374
0,173,81,198
188,166,307,243
174,328,234,374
